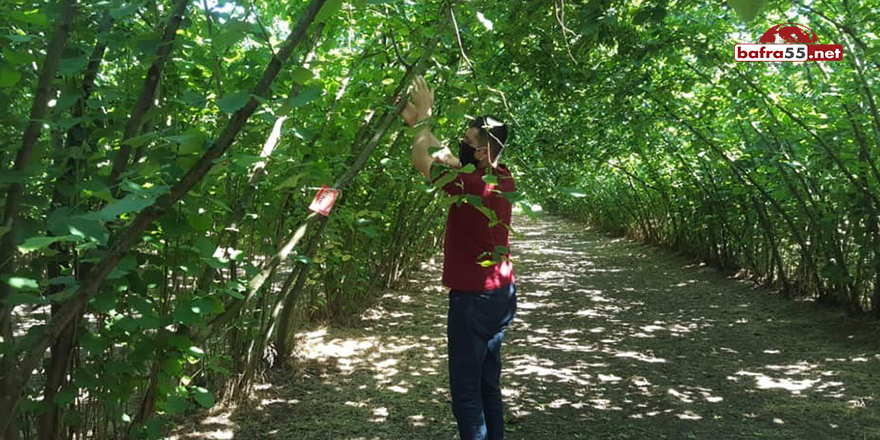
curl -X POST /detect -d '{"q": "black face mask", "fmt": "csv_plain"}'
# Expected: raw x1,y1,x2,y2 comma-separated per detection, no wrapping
459,140,479,168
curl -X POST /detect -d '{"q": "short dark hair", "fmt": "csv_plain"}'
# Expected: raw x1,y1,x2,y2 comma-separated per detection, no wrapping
469,115,510,161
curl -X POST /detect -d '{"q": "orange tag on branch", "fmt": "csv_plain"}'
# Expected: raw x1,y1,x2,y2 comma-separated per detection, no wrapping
308,185,339,216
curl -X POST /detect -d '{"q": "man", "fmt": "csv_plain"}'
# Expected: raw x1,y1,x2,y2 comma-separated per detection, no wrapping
399,75,517,440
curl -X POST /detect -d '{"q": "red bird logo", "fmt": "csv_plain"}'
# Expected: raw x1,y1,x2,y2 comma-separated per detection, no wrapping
759,23,820,44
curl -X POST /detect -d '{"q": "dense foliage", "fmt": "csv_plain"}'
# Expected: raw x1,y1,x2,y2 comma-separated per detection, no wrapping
0,0,877,438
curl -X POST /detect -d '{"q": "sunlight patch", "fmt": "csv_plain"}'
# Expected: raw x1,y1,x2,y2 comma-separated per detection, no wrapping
387,385,409,393
676,410,702,420
734,371,819,393
613,350,667,363
370,406,389,422
258,398,299,407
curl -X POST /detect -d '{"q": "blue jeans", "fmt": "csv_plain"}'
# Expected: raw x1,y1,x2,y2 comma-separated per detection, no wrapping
447,283,517,440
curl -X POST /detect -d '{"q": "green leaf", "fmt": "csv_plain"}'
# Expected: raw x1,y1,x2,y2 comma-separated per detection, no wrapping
2,293,48,306
482,174,498,185
55,86,80,112
122,131,159,148
501,191,525,203
214,27,246,49
218,91,251,113
110,3,139,20
229,153,262,168
315,0,343,23
67,217,110,245
559,186,587,198
633,9,652,25
169,334,192,351
3,277,39,291
289,86,323,108
243,263,259,278
192,296,222,315
3,34,33,43
48,287,76,303
193,236,217,259
357,224,380,238
432,170,458,189
53,387,77,406
3,49,34,65
162,357,184,376
225,280,246,299
18,235,74,254
58,54,88,75
181,90,206,107
79,331,109,355
290,67,314,84
6,10,48,27
134,315,161,330
18,398,49,414
132,31,161,54
474,205,495,222
205,257,226,270
172,305,203,326
168,130,208,155
727,0,769,21
102,195,156,219
164,395,190,415
187,212,213,232
463,194,484,206
79,180,116,203
652,7,667,21
224,288,244,300
108,254,138,280
193,387,215,408
0,66,21,88
89,292,117,313
82,191,161,222
277,172,305,189
48,276,76,286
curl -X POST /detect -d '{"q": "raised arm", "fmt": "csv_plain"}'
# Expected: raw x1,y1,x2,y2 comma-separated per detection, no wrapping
401,76,460,180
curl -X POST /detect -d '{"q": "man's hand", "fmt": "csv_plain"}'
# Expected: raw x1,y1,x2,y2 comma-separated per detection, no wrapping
397,97,418,127
408,74,460,180
410,75,434,120
433,147,462,168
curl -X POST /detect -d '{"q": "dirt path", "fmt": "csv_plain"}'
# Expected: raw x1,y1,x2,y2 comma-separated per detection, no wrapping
174,214,880,440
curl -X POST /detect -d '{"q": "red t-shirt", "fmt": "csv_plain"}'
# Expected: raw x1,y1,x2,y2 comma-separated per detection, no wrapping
431,162,516,291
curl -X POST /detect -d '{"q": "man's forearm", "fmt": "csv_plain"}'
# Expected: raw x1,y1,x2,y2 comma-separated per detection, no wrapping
411,124,435,179
413,125,432,157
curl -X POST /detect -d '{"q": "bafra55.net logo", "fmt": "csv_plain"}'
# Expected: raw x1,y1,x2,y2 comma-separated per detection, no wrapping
735,23,843,62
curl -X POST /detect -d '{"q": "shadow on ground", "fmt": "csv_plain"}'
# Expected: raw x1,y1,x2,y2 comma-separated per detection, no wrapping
172,214,880,440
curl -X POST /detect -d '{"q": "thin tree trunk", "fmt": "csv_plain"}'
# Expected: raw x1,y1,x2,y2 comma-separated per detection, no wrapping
0,3,76,437
38,15,114,440
107,0,190,193
273,216,330,362
0,0,75,336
